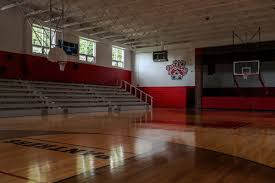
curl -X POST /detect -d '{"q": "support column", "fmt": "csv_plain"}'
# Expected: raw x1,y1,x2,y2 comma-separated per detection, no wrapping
195,48,203,111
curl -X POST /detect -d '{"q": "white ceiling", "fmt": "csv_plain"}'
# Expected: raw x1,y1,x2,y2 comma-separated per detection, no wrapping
1,0,275,49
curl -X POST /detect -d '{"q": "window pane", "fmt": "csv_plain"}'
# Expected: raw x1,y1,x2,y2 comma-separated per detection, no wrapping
117,54,122,62
79,39,84,54
87,56,94,62
118,62,123,68
33,26,42,33
51,30,56,47
44,48,50,55
112,47,124,67
32,27,43,46
79,55,86,61
112,61,118,66
44,29,51,47
87,42,93,55
117,49,122,55
79,37,95,57
32,33,41,46
32,24,56,55
112,50,116,60
79,38,87,55
33,46,42,54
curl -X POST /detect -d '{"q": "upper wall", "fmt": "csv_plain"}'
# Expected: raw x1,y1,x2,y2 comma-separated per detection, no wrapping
0,8,25,53
134,48,195,87
0,8,132,71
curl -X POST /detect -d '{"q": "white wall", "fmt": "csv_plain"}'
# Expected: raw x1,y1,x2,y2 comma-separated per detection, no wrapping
134,48,195,87
0,8,24,53
0,8,132,71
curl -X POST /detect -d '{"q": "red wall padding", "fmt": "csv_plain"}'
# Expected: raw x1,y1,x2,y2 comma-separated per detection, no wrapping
140,86,194,108
202,97,275,110
0,51,131,85
203,88,275,97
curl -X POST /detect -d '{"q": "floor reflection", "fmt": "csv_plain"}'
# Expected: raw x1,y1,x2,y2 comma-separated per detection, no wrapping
78,155,95,177
110,146,125,170
0,109,275,182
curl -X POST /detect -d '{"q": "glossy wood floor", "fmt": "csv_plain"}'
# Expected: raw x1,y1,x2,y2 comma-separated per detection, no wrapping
0,109,275,183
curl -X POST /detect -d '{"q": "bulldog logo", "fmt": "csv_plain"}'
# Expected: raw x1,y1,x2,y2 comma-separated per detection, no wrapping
166,60,188,80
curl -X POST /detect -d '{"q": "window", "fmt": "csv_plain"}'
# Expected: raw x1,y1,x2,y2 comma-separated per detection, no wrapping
112,47,125,68
32,24,56,55
79,37,96,63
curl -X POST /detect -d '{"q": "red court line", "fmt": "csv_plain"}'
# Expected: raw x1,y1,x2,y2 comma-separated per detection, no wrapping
0,170,42,183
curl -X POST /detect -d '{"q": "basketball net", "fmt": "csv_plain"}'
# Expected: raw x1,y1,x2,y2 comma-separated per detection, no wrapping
243,73,249,80
58,62,67,71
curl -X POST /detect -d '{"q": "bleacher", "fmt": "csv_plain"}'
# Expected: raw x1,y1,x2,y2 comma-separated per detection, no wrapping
0,79,150,117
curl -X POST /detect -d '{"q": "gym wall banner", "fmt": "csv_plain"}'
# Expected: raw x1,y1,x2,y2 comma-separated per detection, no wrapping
166,60,188,80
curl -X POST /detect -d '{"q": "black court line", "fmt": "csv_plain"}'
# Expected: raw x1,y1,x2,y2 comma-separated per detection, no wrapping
24,137,136,154
0,130,153,142
0,130,168,146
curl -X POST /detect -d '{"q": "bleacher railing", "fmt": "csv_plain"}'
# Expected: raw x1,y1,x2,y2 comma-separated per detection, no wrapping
120,80,153,109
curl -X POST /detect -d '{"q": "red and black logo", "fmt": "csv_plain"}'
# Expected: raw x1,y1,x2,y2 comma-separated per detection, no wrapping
166,60,188,80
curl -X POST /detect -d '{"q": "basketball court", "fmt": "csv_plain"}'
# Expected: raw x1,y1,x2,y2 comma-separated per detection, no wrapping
0,0,275,183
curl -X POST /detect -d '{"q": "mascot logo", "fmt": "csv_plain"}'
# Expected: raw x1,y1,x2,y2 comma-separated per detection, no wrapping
166,60,188,80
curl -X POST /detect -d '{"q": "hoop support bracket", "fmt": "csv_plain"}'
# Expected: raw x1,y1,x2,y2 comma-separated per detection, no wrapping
258,73,265,88
233,75,240,88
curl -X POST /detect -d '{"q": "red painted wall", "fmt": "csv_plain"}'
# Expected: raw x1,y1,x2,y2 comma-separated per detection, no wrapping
0,51,131,85
202,96,275,110
140,86,195,108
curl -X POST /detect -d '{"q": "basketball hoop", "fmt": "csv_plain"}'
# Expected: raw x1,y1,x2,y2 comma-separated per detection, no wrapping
48,47,67,62
48,47,68,71
233,60,266,88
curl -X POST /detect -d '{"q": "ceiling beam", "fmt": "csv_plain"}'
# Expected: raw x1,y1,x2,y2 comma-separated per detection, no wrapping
102,35,124,39
44,12,83,23
26,9,50,17
1,1,25,11
62,21,86,28
24,1,61,17
76,25,100,32
90,31,109,36
113,38,130,42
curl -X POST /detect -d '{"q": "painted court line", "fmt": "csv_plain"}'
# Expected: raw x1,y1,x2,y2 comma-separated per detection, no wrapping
24,137,136,154
0,170,42,183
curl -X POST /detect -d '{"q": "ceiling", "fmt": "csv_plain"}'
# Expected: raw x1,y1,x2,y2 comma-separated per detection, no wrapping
1,0,275,49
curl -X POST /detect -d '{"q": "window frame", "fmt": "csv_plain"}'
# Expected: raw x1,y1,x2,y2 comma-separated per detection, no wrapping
79,37,96,63
32,24,56,56
112,46,125,68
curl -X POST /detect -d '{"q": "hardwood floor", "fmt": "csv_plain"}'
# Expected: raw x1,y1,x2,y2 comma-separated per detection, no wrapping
0,109,274,182
60,143,275,183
